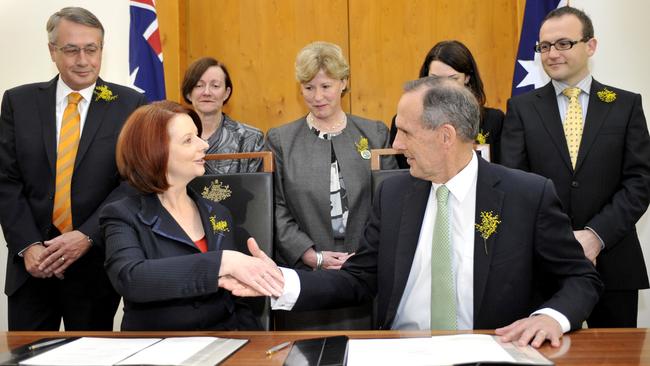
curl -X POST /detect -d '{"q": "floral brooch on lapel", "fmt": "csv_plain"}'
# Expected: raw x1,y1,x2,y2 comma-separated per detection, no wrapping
209,216,229,234
355,136,371,160
475,130,489,145
93,85,118,102
597,88,616,103
475,211,501,255
202,179,232,202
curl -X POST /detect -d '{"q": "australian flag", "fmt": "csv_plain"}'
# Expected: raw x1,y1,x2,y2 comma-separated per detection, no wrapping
511,0,562,96
129,0,166,102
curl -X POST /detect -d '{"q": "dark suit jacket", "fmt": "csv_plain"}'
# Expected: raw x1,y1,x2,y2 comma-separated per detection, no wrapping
501,80,650,290
100,189,258,331
389,107,504,167
291,157,602,330
266,114,397,268
0,76,146,296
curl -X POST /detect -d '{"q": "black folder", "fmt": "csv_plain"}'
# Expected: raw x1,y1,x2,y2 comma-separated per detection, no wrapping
283,335,348,366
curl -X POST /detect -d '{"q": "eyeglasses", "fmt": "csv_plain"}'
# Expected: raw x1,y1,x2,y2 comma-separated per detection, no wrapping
50,43,102,57
534,38,590,53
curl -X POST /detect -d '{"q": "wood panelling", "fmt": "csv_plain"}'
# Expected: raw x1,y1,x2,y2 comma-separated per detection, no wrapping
181,0,349,132
158,0,527,132
348,0,522,125
156,0,183,103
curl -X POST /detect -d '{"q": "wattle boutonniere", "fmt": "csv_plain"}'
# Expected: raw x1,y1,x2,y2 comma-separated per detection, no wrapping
475,130,489,145
94,85,118,102
597,88,616,103
355,136,371,160
475,211,501,255
209,216,229,235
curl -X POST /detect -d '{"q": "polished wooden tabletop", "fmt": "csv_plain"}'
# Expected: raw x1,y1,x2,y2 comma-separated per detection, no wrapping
2,328,649,365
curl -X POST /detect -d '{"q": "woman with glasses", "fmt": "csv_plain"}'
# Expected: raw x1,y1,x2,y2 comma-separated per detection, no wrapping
181,57,265,174
389,40,504,166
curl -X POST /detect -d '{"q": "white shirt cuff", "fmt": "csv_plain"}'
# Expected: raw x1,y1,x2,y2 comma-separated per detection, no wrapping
532,308,571,333
584,226,605,250
270,267,301,310
18,241,43,257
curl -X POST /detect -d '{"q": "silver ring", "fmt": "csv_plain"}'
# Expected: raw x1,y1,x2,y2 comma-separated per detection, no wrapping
60,256,65,263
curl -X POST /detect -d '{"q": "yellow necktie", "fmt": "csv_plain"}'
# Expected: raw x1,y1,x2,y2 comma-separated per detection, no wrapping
562,87,583,169
53,92,82,233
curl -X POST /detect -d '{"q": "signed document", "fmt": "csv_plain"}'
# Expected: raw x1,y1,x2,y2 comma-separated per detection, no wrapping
347,334,553,366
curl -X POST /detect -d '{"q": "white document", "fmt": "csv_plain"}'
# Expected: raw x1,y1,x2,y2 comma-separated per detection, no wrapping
20,338,160,366
20,337,248,366
117,337,217,365
347,334,552,366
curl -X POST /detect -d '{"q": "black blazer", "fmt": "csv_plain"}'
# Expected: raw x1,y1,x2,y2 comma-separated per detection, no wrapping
0,76,146,296
290,156,602,330
100,189,258,331
389,107,504,167
501,80,650,290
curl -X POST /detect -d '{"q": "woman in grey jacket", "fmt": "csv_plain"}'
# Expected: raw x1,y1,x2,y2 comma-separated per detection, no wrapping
266,41,397,330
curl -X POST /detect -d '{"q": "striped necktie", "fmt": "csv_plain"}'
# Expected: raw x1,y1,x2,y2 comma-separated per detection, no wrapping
430,185,457,329
562,87,583,169
53,92,82,233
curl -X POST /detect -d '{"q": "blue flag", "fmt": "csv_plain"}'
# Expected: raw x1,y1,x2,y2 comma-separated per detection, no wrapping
129,0,166,102
511,0,562,96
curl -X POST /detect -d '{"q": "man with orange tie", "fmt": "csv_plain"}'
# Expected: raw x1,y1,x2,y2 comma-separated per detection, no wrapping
501,6,650,327
0,7,146,330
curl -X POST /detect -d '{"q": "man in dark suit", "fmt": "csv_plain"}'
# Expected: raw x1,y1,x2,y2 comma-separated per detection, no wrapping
501,6,650,327
0,7,146,330
222,77,602,348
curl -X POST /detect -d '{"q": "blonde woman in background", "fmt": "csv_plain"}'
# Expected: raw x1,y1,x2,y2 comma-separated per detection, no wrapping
266,41,397,330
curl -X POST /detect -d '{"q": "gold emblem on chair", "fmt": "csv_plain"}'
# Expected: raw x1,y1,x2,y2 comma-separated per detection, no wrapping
201,179,232,202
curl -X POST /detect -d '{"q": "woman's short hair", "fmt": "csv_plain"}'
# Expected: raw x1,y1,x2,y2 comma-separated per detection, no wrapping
295,41,350,93
181,57,233,105
418,40,486,106
116,101,202,193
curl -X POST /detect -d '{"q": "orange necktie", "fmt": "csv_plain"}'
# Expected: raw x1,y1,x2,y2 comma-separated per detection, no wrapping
53,92,82,233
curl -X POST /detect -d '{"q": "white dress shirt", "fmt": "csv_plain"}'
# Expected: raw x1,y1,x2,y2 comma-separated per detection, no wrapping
392,153,478,330
55,78,96,146
273,153,570,332
552,74,591,125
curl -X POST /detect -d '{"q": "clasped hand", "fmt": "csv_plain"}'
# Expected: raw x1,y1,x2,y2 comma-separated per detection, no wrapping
24,230,91,279
219,238,284,297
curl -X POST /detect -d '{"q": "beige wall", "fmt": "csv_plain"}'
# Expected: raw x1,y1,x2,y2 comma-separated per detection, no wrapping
0,0,649,331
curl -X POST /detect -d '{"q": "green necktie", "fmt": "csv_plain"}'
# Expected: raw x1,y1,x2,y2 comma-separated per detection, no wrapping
430,185,457,330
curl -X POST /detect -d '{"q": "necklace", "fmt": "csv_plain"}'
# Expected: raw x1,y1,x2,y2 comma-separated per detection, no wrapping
307,113,347,133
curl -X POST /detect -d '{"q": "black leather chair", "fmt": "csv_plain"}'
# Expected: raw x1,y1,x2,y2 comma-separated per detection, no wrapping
370,148,410,196
188,151,274,330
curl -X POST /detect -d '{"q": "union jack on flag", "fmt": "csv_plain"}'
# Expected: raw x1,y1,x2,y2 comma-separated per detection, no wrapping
129,0,166,102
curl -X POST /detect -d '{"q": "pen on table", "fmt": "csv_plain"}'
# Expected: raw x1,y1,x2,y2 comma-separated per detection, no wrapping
266,341,291,356
28,338,67,351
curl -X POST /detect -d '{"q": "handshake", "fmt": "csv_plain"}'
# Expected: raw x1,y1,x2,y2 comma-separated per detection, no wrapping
218,238,285,298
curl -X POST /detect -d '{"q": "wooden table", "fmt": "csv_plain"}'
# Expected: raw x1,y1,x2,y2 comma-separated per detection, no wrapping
2,328,649,365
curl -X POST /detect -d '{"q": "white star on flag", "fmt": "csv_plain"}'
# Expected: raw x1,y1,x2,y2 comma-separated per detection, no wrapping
516,53,550,89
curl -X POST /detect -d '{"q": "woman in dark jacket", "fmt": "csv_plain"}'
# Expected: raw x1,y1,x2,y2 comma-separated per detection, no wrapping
390,40,504,166
100,101,282,330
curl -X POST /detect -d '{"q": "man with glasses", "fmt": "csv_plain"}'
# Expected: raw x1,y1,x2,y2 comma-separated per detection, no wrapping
0,7,146,330
501,6,650,327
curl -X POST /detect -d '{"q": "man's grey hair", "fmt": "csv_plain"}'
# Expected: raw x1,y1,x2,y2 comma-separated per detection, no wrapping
47,7,105,45
404,77,480,142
